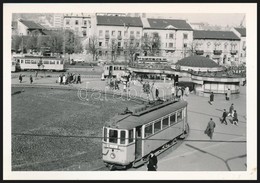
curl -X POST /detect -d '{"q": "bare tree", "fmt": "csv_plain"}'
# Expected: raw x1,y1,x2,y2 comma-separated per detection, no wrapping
110,38,118,62
124,38,141,65
86,35,99,61
141,32,161,56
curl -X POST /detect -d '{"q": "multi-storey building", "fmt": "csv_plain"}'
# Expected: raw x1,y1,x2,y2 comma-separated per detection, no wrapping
193,30,241,66
16,19,46,36
63,13,93,38
142,18,193,63
232,27,246,64
53,13,63,29
95,15,143,61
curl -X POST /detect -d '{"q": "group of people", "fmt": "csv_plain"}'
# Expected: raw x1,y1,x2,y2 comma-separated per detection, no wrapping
18,74,33,84
170,84,190,100
221,103,238,125
57,73,81,85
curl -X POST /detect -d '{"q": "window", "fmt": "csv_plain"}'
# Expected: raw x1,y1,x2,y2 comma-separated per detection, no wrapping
105,41,108,47
66,19,70,25
129,129,134,143
25,60,30,64
145,124,153,137
103,128,107,141
136,31,140,37
84,20,87,26
177,110,183,121
75,20,78,25
154,121,161,133
183,33,188,39
144,33,148,37
130,31,134,35
43,60,49,64
99,51,102,56
82,30,87,37
105,30,109,35
166,34,168,39
170,113,176,125
124,31,128,36
112,30,116,36
99,30,103,37
162,117,169,128
50,60,55,64
31,60,36,64
99,42,102,46
118,31,122,36
120,131,126,144
169,43,173,48
169,33,174,39
183,43,187,48
21,60,24,64
118,42,121,47
109,129,118,143
56,61,59,64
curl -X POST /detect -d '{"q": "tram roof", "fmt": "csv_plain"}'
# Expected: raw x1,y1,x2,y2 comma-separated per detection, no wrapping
13,55,61,60
104,100,188,130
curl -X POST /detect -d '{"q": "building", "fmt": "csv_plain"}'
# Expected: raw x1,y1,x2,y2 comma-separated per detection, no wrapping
16,19,46,36
189,22,207,30
232,27,246,64
193,30,241,66
95,15,143,62
63,13,93,38
142,18,193,63
53,13,63,29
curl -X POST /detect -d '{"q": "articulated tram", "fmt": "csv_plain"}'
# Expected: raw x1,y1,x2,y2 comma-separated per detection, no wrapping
102,99,188,170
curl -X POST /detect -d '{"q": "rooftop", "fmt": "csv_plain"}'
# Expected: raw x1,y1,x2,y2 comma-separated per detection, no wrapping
19,19,46,29
96,15,143,27
234,27,246,37
146,18,193,30
176,55,221,68
194,30,240,40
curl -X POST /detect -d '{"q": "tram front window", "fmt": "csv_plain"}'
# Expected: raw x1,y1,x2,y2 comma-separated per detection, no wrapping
109,129,118,143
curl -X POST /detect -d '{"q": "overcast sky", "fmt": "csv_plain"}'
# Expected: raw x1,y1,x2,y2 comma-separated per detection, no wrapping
147,13,245,27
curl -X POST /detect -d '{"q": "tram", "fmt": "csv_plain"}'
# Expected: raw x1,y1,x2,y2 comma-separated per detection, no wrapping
137,56,168,64
103,64,128,79
102,99,188,170
13,55,65,71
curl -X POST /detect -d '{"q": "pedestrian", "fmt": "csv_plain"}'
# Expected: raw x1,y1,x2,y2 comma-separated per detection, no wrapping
19,74,23,83
58,75,61,84
77,74,81,84
30,75,33,84
35,70,38,78
171,85,176,99
226,88,231,100
221,109,228,125
63,75,66,85
204,118,216,140
228,103,234,117
177,87,182,99
155,87,159,99
209,92,214,105
147,151,158,171
60,74,63,84
185,86,190,96
233,110,238,125
123,81,127,92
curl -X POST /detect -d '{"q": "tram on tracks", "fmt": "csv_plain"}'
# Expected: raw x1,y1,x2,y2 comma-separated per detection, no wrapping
102,99,188,170
12,55,65,71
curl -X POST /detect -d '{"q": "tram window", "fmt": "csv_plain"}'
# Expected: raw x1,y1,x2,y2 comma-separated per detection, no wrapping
21,60,24,64
120,131,126,144
145,124,153,137
162,117,169,128
43,61,49,64
103,128,107,142
31,60,36,64
129,129,134,143
170,113,176,125
56,61,59,64
177,110,183,121
109,129,118,143
154,121,161,133
25,60,30,64
50,60,55,64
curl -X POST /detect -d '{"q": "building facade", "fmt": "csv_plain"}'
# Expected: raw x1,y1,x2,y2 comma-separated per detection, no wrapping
63,13,93,38
232,27,246,64
142,18,193,64
95,15,143,61
193,30,241,66
53,13,63,29
16,19,46,36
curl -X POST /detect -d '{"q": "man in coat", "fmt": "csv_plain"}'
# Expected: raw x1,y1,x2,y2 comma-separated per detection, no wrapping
228,103,234,117
147,152,158,171
233,110,238,125
205,118,216,139
226,88,231,100
209,92,214,105
221,109,228,125
155,87,159,99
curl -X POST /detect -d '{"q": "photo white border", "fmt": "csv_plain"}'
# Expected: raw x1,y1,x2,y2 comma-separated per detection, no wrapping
3,3,257,180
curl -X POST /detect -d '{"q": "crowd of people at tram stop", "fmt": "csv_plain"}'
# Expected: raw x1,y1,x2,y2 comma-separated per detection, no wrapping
57,73,81,85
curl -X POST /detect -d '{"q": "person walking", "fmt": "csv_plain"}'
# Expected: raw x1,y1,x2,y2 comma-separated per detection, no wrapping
226,88,231,101
30,75,33,84
58,75,61,84
77,74,81,84
233,110,238,125
171,85,176,99
228,103,234,117
155,87,159,99
204,118,216,140
62,74,66,85
35,70,38,78
147,151,158,171
177,87,182,99
221,109,228,125
209,92,214,105
19,74,23,83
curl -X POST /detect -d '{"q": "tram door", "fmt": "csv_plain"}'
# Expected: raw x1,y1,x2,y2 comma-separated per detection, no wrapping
135,126,142,159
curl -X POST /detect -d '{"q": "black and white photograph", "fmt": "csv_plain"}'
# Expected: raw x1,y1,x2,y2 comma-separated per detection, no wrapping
3,3,257,180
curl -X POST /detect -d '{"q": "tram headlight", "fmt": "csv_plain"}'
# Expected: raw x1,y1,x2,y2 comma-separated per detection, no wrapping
110,153,116,159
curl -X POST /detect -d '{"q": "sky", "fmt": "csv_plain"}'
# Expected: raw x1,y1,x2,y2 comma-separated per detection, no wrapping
146,13,246,27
